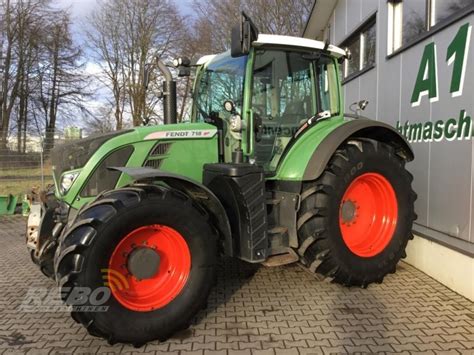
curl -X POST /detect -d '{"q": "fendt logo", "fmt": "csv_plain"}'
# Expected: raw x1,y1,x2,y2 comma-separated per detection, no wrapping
144,129,217,140
397,22,472,144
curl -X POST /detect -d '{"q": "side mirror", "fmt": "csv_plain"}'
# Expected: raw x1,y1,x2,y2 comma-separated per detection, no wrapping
223,100,236,114
350,100,369,115
178,68,191,77
358,100,369,111
231,11,259,58
173,56,191,77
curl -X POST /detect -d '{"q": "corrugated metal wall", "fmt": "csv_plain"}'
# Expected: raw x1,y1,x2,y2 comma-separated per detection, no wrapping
321,0,473,254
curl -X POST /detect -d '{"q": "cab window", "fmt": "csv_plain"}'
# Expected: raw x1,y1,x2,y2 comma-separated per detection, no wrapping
252,49,338,170
194,53,247,122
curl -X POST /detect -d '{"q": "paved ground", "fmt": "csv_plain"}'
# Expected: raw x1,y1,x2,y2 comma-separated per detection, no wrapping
0,215,473,354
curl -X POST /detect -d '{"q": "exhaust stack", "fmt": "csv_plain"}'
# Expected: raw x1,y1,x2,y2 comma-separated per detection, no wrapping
156,59,177,125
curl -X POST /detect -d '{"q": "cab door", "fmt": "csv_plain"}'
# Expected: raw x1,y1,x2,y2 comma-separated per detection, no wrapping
250,49,339,172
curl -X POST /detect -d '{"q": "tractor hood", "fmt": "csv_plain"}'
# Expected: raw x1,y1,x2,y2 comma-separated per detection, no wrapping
52,122,219,206
51,129,133,185
52,123,218,179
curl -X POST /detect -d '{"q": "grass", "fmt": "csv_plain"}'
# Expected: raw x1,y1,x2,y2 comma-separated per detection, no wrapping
0,165,52,177
0,179,54,196
0,166,53,195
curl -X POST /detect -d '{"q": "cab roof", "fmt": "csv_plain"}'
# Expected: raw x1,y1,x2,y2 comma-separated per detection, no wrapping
197,33,345,65
253,34,345,58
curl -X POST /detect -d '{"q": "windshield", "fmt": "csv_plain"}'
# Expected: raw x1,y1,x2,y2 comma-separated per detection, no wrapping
194,52,247,122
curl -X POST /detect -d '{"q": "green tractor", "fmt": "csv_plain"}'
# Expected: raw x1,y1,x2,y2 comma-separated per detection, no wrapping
27,14,416,345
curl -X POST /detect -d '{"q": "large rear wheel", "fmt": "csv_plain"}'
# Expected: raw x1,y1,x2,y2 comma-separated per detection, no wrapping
297,139,416,287
54,185,217,345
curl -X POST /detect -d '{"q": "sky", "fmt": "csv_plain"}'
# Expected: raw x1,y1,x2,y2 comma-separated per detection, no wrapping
56,0,196,24
55,0,197,49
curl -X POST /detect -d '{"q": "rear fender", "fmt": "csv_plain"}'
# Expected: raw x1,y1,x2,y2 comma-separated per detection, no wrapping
275,118,414,181
110,167,233,256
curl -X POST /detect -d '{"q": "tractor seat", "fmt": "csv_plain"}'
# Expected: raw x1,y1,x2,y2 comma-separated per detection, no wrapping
281,98,310,126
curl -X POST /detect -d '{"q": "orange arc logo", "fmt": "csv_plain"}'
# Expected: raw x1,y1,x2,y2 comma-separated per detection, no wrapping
101,268,130,291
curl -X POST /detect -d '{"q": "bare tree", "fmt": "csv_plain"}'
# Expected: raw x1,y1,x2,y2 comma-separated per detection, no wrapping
191,0,242,53
87,0,186,128
83,105,117,134
86,2,127,129
0,0,89,153
191,0,314,53
33,14,90,154
0,0,20,149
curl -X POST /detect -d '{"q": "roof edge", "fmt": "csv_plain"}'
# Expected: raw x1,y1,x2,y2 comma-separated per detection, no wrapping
303,0,338,39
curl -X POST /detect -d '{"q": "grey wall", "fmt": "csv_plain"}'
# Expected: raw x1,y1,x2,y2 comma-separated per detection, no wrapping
317,0,474,255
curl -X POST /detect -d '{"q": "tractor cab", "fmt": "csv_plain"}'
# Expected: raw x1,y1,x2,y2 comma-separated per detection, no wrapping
191,34,345,173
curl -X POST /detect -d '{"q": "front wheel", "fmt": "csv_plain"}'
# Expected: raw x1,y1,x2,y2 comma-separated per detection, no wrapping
54,185,217,345
297,139,417,287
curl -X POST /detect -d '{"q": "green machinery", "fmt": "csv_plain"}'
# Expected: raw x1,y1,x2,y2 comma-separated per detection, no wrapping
27,14,416,345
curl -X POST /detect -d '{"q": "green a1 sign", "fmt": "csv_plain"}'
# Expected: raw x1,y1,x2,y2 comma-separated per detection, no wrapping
398,22,473,143
411,23,472,107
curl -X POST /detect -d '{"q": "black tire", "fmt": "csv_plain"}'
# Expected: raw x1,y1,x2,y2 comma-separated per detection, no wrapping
54,184,217,345
297,138,416,287
37,239,57,278
30,203,60,279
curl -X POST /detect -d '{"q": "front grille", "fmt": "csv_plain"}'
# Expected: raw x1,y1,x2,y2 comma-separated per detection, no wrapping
144,159,163,169
143,142,172,169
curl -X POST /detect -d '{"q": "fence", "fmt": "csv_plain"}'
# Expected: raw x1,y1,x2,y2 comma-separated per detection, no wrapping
0,135,54,200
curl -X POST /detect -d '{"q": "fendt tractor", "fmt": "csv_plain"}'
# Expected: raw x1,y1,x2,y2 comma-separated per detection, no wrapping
26,14,416,345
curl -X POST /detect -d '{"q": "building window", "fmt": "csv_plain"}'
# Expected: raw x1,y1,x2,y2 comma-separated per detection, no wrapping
434,0,472,24
341,17,376,79
402,0,428,46
388,0,472,54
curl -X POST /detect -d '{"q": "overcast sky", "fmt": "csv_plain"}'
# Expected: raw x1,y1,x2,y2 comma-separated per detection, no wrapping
54,0,196,54
56,0,196,22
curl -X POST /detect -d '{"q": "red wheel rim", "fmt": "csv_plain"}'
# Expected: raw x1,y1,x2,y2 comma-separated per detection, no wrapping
107,224,191,312
339,173,398,257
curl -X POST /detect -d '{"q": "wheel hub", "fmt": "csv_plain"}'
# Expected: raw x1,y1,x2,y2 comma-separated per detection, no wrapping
341,200,357,224
127,247,161,280
107,224,191,312
339,173,398,257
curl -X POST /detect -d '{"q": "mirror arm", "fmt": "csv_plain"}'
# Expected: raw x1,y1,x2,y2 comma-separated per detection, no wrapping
156,58,173,83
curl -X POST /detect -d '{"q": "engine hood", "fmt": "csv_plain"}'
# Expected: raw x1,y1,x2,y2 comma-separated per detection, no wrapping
51,129,133,184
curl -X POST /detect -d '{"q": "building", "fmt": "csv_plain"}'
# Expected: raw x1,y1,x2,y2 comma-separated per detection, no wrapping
304,0,473,300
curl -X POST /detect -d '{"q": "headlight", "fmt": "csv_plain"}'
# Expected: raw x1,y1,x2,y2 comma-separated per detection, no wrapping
229,114,242,132
60,172,79,194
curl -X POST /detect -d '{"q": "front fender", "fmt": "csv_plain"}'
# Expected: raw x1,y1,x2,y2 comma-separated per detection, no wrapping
110,167,233,256
275,118,414,182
